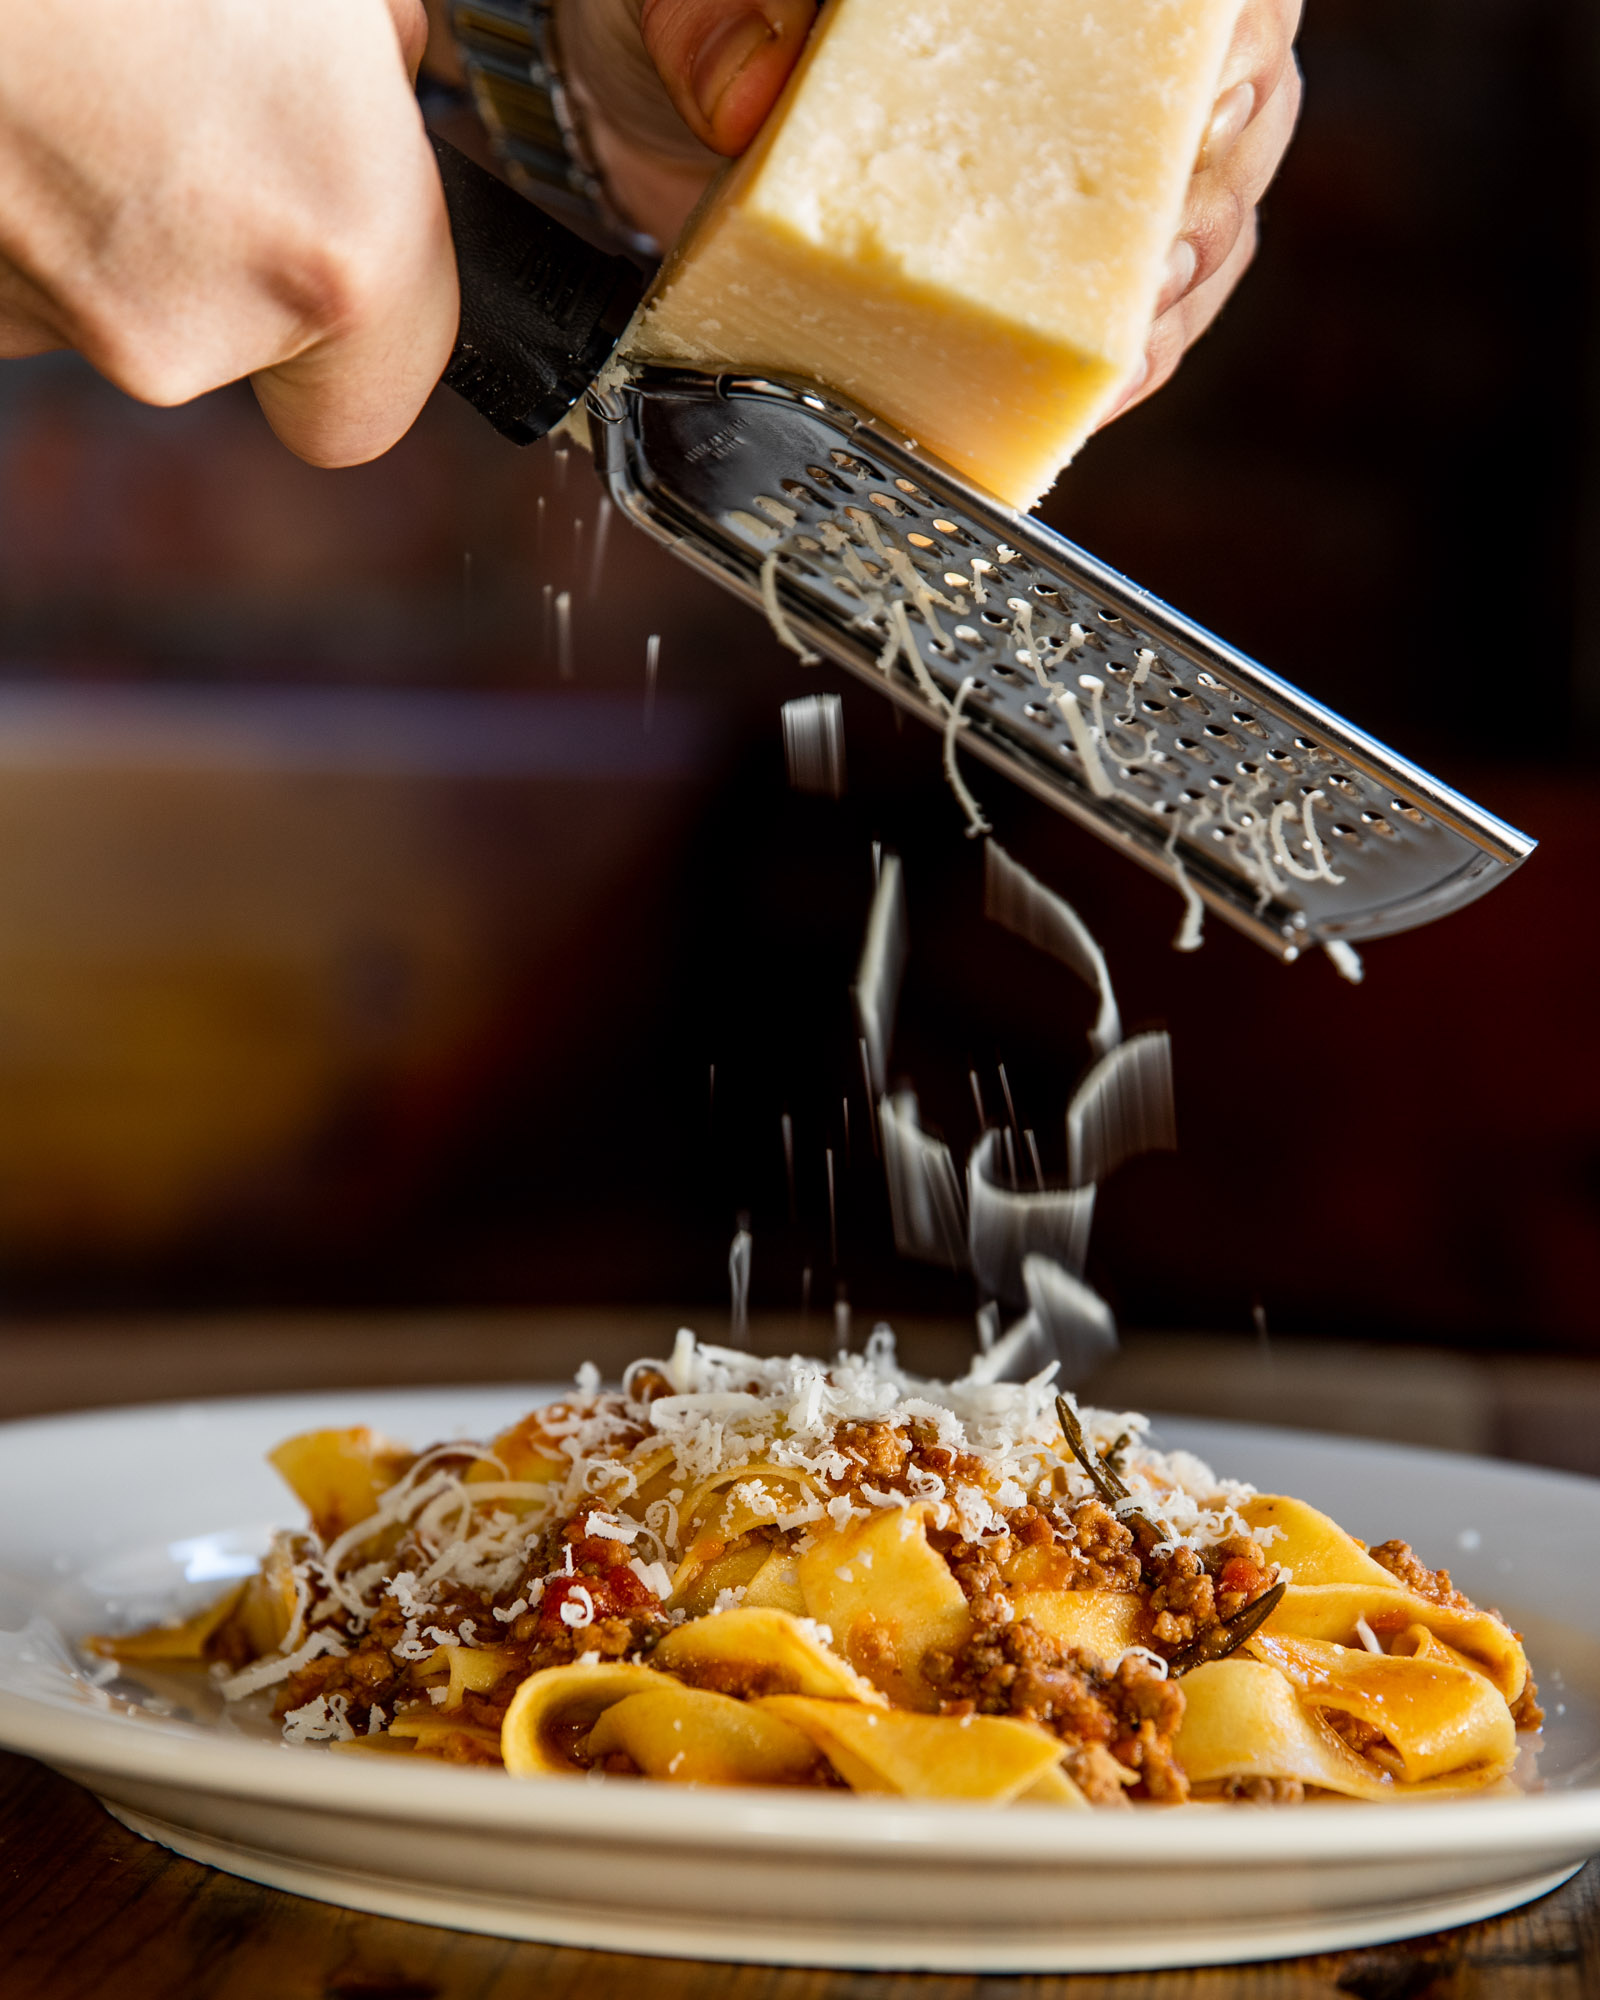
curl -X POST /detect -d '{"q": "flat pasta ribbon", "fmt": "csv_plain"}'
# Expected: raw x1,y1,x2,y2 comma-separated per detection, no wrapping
759,1697,1084,1803
1245,1496,1527,1700
796,1503,973,1709
587,1682,822,1785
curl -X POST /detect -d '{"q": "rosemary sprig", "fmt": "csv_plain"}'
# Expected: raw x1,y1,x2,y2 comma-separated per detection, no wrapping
1054,1393,1168,1558
1168,1581,1287,1677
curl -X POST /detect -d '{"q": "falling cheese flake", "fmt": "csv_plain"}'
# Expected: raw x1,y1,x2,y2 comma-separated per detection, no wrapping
781,693,847,796
852,851,907,1099
984,841,1121,1055
1066,1032,1177,1190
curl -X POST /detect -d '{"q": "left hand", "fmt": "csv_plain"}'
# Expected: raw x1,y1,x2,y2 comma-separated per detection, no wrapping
1097,0,1304,425
556,0,1302,422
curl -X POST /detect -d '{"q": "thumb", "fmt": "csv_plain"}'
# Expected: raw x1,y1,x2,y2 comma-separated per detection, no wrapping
639,0,815,155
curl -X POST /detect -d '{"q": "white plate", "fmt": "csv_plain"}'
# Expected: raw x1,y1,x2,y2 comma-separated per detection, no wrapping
0,1385,1595,1973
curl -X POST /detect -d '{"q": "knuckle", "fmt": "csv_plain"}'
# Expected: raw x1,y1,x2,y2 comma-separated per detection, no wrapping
77,315,212,407
1184,181,1248,287
273,229,394,345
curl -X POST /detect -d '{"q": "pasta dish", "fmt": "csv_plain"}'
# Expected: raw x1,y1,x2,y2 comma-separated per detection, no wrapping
94,1333,1539,1805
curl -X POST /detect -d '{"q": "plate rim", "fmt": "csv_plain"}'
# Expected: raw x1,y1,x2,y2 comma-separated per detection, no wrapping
3,1385,1598,1872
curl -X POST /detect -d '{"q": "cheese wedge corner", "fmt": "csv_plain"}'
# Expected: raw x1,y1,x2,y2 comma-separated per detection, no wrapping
629,0,1245,511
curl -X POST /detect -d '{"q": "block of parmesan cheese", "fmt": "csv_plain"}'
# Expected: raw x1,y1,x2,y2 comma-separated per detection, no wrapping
628,0,1243,511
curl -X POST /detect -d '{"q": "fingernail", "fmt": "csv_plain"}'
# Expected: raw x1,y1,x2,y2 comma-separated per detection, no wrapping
692,10,777,132
1200,81,1255,168
1158,238,1198,310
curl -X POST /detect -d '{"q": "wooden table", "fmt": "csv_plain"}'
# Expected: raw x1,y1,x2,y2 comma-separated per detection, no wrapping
3,1311,1597,1995
1,1750,1592,1999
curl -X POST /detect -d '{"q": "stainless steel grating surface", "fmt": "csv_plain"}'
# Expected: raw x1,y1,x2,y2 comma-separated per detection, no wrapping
592,363,1533,959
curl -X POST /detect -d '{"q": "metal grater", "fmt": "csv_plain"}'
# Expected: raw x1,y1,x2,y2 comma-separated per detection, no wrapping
432,138,1535,957
589,362,1532,959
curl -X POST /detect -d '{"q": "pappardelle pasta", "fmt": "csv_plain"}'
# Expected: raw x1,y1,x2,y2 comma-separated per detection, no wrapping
93,1333,1540,1805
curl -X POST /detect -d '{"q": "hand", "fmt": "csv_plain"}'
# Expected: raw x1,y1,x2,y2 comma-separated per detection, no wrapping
0,0,458,466
1099,0,1304,424
560,0,1300,419
556,0,816,248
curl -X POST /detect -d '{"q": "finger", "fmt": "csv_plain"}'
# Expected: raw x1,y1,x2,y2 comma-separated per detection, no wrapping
1174,57,1300,299
640,0,816,155
1099,213,1260,428
385,0,431,81
1202,0,1303,166
250,121,460,467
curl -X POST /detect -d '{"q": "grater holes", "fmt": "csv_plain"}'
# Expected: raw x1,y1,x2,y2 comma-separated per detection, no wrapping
980,609,1009,626
868,491,912,517
1392,799,1427,825
1023,702,1055,726
931,516,977,546
780,479,827,508
1331,824,1364,846
907,533,936,549
1360,811,1399,838
894,477,930,501
1231,711,1269,739
1204,725,1241,747
806,462,852,493
830,449,870,476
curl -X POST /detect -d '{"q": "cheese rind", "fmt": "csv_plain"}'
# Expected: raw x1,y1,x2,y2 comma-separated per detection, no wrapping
630,0,1244,510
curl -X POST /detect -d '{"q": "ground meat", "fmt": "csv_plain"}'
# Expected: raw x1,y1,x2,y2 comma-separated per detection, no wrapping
1146,1545,1216,1647
1367,1540,1473,1612
831,1422,911,1483
1510,1677,1545,1731
923,1611,1189,1803
944,1543,1008,1610
1321,1707,1405,1777
1059,1502,1143,1591
1061,1743,1136,1805
427,1727,504,1767
1210,1775,1306,1804
1208,1537,1273,1619
1007,1505,1055,1549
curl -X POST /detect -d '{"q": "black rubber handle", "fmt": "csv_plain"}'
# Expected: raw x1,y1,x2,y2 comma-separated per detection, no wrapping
431,135,648,447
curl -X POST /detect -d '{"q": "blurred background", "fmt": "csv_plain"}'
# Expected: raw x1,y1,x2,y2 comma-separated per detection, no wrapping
0,0,1595,1457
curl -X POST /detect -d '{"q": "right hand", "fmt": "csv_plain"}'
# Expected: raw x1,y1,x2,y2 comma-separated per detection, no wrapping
0,0,458,466
556,0,817,249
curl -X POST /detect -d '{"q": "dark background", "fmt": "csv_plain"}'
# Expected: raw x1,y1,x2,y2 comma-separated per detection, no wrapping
0,0,1594,1353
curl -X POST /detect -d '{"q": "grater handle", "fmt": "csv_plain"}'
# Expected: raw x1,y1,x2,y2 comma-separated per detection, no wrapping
430,135,647,448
